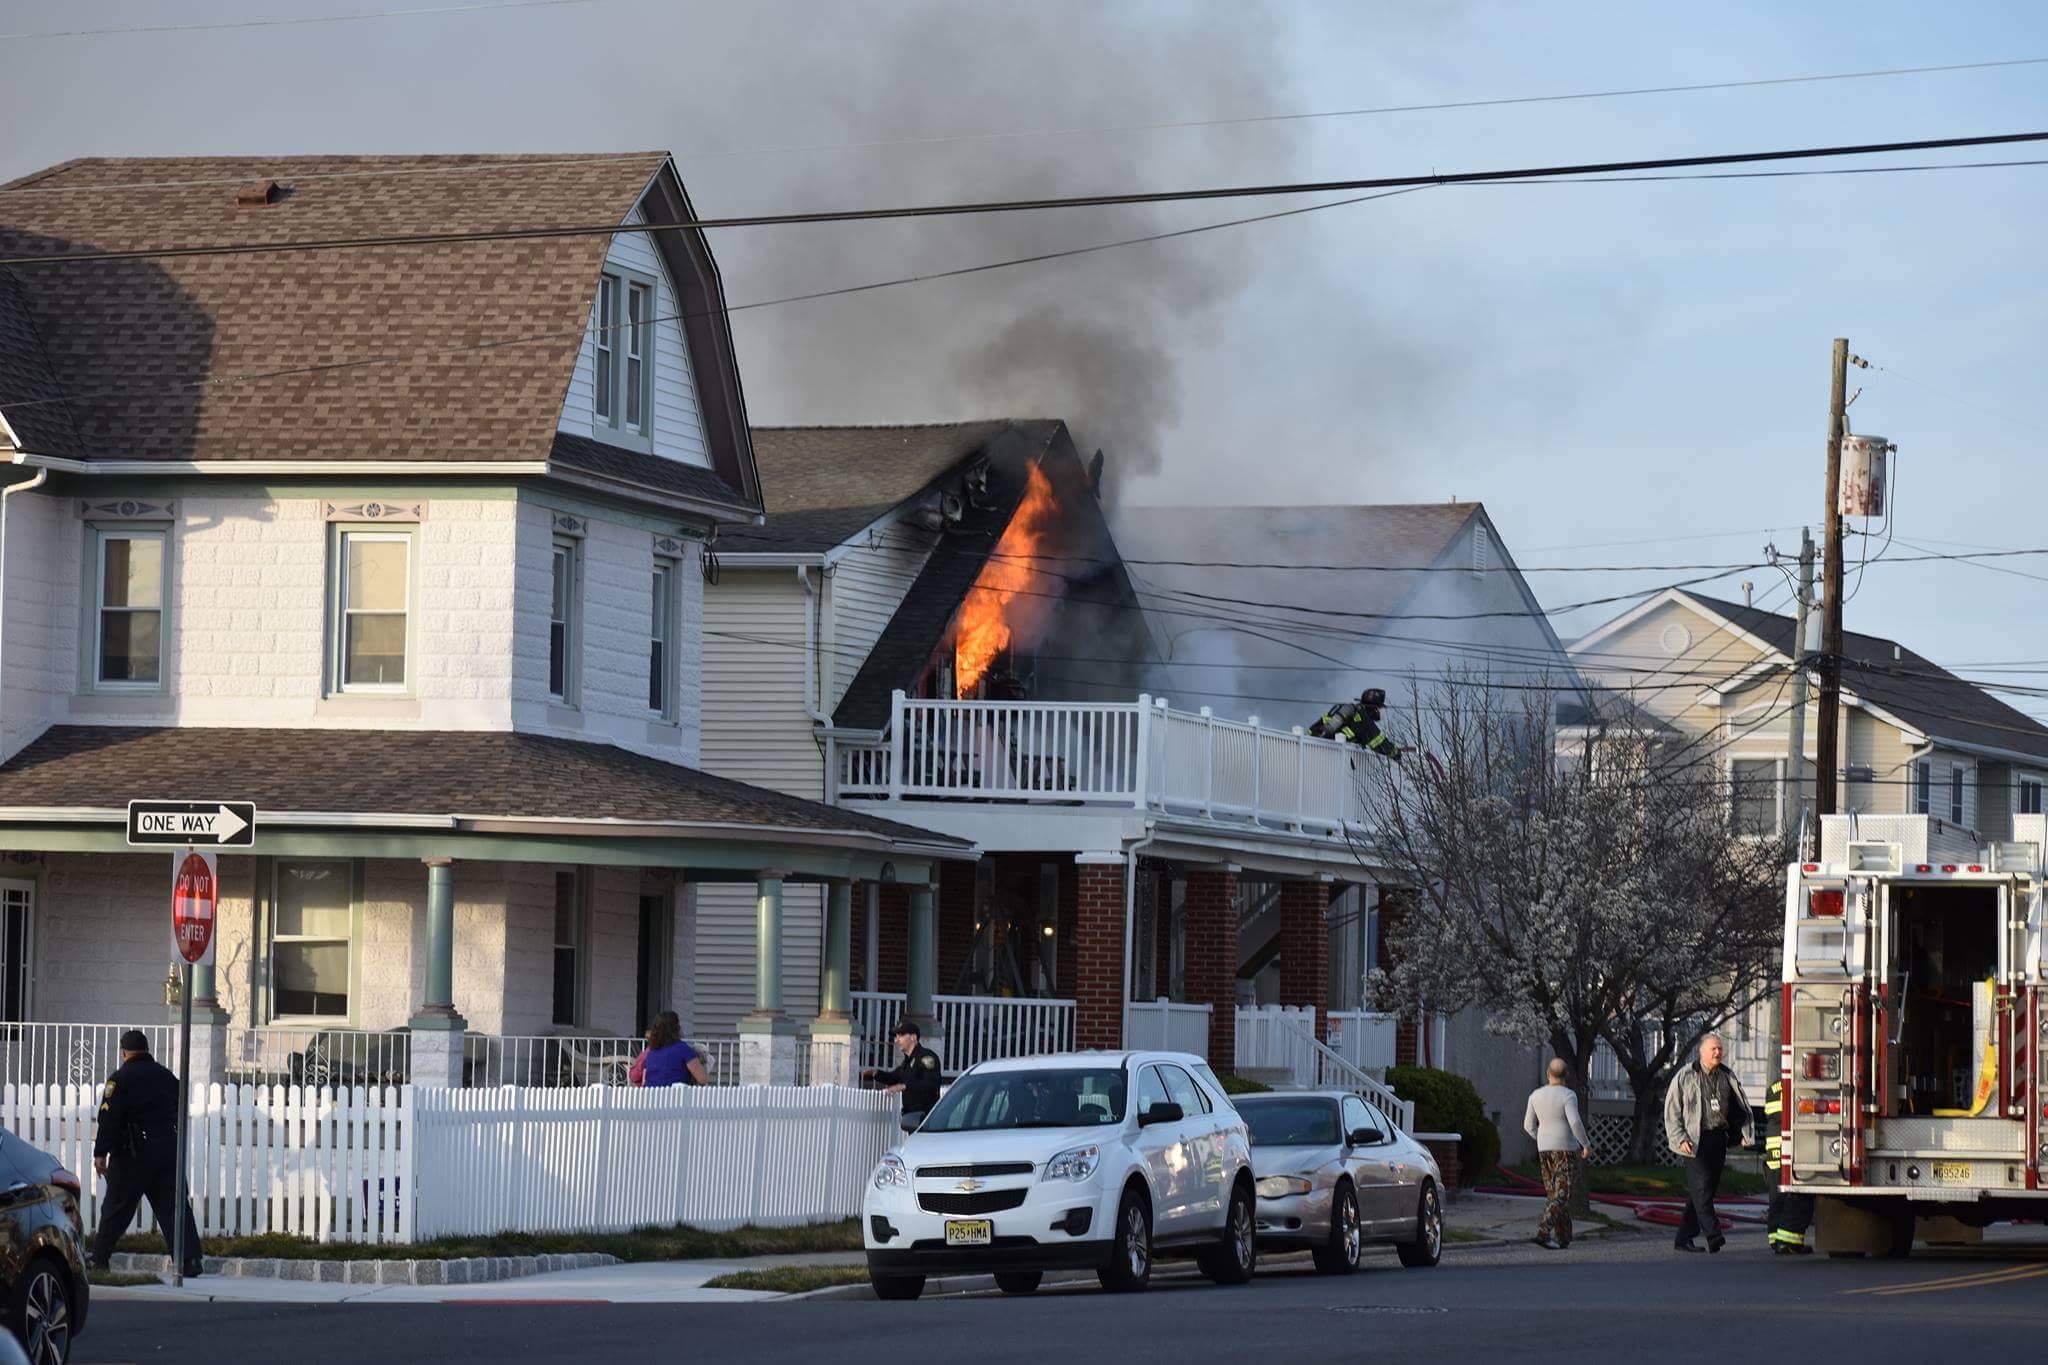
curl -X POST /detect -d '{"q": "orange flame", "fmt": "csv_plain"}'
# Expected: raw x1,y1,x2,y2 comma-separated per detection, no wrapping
955,464,1058,695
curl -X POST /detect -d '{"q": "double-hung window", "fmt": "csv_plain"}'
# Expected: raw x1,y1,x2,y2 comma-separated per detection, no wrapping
334,531,410,691
271,860,353,1021
1730,757,1778,835
592,270,654,447
1951,765,1968,823
2019,776,2044,816
552,870,585,1027
93,529,165,687
1914,761,1931,815
649,558,676,716
549,538,580,704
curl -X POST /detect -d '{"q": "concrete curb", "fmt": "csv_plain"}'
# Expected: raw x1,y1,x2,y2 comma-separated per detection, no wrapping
106,1251,620,1286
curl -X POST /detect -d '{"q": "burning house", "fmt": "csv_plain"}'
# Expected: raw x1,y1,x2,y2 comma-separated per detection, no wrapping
696,421,1408,1122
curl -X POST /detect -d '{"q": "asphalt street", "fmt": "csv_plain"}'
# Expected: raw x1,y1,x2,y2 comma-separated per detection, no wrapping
74,1232,2048,1364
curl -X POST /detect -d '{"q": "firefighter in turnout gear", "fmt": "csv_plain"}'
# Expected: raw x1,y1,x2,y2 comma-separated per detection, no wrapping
1309,687,1401,760
1763,1080,1814,1254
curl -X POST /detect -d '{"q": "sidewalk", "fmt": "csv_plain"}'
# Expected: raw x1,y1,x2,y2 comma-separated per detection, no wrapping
95,1250,870,1306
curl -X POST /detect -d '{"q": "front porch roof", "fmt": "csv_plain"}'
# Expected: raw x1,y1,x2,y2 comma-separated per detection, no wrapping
0,726,972,879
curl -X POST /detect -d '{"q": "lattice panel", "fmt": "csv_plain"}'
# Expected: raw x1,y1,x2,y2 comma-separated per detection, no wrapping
1587,1112,1672,1166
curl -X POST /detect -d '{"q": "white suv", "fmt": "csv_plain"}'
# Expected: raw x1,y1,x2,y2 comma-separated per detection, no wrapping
863,1051,1256,1300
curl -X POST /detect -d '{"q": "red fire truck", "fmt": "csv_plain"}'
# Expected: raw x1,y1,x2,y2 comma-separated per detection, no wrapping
1783,814,2046,1255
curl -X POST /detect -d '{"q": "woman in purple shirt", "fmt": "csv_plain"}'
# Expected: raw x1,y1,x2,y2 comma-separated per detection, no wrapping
632,1010,708,1087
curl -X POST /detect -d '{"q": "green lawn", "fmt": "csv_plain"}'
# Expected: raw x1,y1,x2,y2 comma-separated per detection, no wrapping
1505,1161,1771,1199
702,1264,871,1294
1441,1227,1488,1245
116,1218,862,1264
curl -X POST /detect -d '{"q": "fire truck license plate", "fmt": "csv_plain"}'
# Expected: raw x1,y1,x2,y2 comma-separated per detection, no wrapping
1932,1162,1972,1184
945,1220,993,1246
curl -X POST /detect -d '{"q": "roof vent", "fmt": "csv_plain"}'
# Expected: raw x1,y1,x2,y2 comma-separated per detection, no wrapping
234,178,280,207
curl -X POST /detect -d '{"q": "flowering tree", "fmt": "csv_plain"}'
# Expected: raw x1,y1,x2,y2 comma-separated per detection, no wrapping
1358,673,1787,1173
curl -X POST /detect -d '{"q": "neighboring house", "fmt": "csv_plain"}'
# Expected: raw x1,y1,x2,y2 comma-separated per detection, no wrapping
1117,502,1575,1159
0,153,968,1090
1565,587,2048,1145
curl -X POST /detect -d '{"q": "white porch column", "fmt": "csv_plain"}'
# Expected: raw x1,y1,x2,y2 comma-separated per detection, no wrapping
408,858,467,1088
739,872,798,1085
809,879,857,1087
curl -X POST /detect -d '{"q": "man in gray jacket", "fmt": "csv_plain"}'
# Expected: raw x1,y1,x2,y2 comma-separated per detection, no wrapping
1663,1034,1754,1253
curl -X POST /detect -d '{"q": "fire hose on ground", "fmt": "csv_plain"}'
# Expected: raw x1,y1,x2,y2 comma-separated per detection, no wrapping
1477,1164,1768,1228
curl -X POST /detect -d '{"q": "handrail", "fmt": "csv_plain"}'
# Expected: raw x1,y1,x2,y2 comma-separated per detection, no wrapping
1261,1012,1416,1133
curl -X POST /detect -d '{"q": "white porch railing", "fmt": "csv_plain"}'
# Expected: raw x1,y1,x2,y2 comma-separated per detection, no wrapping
1325,1010,1398,1075
831,692,1367,839
850,991,1075,1073
463,1034,743,1088
1232,1006,1415,1133
226,1027,412,1088
1123,997,1214,1056
0,1022,174,1089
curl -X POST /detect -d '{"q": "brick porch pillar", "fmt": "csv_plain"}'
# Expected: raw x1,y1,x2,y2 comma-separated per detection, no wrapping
1278,879,1332,1040
1183,867,1238,1072
1071,854,1125,1050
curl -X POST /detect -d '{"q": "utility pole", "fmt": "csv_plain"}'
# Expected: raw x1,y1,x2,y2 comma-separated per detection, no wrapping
1814,338,1849,816
1784,527,1815,845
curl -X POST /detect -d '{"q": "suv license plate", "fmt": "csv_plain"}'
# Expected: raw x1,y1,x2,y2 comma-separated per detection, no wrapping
1932,1162,1971,1184
945,1220,993,1247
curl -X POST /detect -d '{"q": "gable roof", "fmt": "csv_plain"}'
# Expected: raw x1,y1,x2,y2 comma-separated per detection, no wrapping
1668,590,2048,765
829,422,1068,729
0,154,760,513
723,420,1023,553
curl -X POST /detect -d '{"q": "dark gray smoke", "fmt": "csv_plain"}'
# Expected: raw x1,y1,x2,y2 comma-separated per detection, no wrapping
623,1,1306,482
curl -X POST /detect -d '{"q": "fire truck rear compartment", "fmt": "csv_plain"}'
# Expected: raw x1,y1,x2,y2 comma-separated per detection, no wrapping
1886,883,1999,1117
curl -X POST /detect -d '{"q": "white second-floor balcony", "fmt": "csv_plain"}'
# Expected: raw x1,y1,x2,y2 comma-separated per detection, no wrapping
829,692,1371,854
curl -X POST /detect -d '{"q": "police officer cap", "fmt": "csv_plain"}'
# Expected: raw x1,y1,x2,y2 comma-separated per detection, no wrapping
892,1019,921,1040
119,1029,151,1054
1358,687,1386,707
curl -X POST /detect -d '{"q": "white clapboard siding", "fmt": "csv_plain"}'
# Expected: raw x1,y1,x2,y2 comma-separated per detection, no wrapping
557,205,712,469
699,568,824,797
690,883,824,1037
0,1083,409,1244
411,1083,897,1237
823,528,936,712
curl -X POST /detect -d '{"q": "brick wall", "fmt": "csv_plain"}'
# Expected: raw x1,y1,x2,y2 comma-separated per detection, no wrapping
1278,880,1331,1038
1422,1136,1462,1191
1183,869,1237,1071
1071,862,1124,1050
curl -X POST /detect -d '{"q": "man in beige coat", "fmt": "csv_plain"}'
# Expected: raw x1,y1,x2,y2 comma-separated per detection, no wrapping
1663,1034,1754,1253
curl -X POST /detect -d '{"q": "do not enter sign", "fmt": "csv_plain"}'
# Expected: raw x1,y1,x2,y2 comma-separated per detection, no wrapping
171,849,218,965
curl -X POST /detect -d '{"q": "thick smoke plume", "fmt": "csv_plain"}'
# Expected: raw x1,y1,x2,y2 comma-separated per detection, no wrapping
640,1,1306,484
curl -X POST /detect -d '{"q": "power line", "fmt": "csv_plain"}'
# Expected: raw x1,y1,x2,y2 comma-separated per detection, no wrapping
0,0,597,42
5,130,2045,269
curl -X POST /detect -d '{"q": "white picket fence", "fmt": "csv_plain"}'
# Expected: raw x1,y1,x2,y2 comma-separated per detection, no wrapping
1235,1004,1321,1078
412,1084,900,1238
1324,1011,1399,1075
1,1082,410,1243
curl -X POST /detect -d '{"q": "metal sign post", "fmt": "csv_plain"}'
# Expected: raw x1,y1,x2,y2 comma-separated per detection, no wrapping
167,844,219,1289
173,953,192,1288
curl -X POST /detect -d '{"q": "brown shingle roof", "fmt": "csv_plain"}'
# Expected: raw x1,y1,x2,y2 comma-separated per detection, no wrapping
0,154,667,466
0,726,970,850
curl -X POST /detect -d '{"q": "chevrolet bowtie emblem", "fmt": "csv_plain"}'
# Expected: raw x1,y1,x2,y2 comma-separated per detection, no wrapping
955,1178,985,1193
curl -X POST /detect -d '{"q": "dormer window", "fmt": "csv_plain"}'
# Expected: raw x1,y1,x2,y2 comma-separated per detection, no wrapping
592,269,655,450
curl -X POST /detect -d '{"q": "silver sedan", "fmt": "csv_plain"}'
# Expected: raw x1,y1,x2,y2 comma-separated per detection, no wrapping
1234,1089,1444,1273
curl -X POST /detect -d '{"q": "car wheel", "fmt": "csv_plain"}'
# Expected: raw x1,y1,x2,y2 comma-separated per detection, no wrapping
1098,1187,1153,1293
994,1271,1043,1295
1313,1181,1363,1274
12,1255,74,1365
1197,1181,1257,1285
1396,1182,1442,1269
869,1272,926,1301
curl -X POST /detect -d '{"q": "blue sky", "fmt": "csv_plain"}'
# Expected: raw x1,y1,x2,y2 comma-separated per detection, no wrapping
3,0,2044,707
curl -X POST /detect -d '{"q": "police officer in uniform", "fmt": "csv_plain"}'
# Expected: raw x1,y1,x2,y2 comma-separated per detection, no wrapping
864,1020,943,1122
1309,687,1401,760
1763,1080,1815,1255
88,1030,203,1275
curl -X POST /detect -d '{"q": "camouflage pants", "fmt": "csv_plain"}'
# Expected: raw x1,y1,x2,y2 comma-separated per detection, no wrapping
1536,1151,1576,1247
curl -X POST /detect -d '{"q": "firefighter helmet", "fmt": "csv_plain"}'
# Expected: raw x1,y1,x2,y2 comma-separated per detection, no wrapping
1358,687,1386,708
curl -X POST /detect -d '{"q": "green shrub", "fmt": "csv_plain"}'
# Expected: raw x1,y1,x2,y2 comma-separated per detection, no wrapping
1386,1065,1499,1185
1215,1072,1272,1095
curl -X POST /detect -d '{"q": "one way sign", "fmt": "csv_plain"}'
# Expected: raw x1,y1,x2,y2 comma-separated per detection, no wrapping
126,800,257,848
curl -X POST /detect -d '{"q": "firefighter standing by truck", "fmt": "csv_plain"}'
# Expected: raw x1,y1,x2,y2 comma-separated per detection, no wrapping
1310,687,1401,759
1763,1079,1816,1255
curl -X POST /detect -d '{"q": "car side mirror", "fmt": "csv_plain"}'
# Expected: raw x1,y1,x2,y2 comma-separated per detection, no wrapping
1140,1101,1184,1128
1348,1127,1382,1147
900,1111,926,1135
